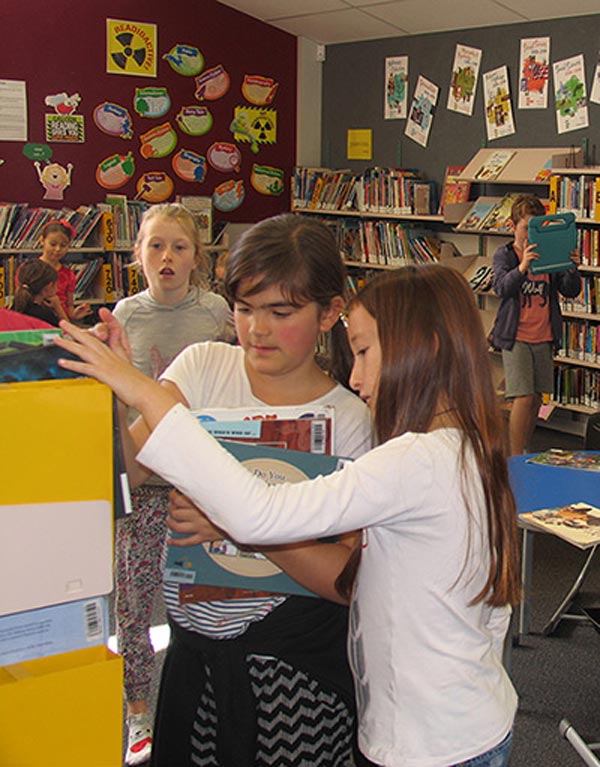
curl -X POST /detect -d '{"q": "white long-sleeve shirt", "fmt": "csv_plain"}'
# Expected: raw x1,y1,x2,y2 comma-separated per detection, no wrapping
138,404,518,767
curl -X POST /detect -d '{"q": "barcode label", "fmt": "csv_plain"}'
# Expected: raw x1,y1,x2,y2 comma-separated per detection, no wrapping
84,599,103,641
311,419,326,454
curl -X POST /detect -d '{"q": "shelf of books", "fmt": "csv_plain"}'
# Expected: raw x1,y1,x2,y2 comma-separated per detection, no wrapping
548,167,600,223
0,197,151,310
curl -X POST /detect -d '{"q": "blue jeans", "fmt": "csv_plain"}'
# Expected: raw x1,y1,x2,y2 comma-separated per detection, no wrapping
452,731,513,767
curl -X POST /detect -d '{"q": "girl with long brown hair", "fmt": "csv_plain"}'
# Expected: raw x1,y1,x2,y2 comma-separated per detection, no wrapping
56,263,520,767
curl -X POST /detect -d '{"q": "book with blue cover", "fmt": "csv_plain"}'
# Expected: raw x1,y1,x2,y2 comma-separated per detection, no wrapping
164,439,346,597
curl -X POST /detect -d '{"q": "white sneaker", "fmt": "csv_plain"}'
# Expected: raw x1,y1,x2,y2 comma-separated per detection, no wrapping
125,712,153,765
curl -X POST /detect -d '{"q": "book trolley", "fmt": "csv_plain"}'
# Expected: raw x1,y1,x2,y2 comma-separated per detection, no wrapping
0,376,122,767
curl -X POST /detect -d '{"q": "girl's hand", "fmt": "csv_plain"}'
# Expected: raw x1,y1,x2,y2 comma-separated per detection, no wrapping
71,303,93,320
54,319,167,415
167,489,226,546
89,307,133,363
570,248,581,267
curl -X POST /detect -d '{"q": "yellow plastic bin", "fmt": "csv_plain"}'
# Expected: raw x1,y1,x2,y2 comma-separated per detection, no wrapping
0,645,123,766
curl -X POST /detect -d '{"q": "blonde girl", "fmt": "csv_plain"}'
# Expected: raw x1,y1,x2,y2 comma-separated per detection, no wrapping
112,203,235,765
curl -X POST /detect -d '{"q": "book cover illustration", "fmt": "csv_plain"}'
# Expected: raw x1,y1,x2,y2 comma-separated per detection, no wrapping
527,449,600,472
479,193,518,232
438,165,470,214
164,440,346,598
0,344,82,383
457,198,497,230
553,54,589,135
521,502,600,549
474,150,516,181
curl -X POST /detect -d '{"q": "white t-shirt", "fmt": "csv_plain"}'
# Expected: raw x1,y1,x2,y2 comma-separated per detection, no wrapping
160,342,372,638
139,407,518,767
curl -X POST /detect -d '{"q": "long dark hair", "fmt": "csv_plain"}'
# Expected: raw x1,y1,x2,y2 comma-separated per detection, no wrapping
12,259,58,313
225,213,353,385
337,265,520,607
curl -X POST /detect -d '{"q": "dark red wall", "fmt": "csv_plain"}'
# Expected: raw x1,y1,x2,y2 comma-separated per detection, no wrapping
0,0,296,224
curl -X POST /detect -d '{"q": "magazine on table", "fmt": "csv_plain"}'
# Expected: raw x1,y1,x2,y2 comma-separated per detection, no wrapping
521,502,600,549
527,449,600,472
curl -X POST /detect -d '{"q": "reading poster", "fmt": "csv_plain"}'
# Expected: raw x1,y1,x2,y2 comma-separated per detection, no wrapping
405,75,438,148
447,44,481,116
384,55,408,119
518,37,550,109
482,65,515,141
553,54,589,134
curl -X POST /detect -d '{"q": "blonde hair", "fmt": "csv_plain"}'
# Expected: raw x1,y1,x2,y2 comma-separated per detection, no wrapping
135,203,210,287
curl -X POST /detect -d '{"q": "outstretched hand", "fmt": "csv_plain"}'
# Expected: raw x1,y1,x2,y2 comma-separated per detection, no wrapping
55,317,176,427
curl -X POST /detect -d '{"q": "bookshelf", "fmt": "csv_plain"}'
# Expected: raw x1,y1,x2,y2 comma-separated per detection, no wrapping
544,164,600,414
0,199,149,311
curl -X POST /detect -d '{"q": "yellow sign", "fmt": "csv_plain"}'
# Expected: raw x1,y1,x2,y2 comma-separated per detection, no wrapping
347,128,372,160
106,19,157,77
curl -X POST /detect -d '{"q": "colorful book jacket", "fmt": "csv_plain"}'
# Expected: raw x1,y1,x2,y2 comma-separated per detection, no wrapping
521,502,600,549
164,439,346,598
527,449,600,472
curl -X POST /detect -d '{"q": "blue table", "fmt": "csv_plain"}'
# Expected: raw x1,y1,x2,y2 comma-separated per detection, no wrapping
509,453,600,640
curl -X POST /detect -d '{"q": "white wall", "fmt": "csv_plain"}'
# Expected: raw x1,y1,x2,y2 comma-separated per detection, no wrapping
296,37,324,166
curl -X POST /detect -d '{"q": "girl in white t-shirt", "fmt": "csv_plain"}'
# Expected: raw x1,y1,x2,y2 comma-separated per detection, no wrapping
62,214,372,767
58,262,520,767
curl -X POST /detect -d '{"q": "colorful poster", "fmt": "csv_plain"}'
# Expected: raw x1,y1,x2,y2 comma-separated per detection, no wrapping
482,65,515,141
405,75,438,148
518,37,550,109
553,54,589,134
106,19,157,77
384,56,408,119
590,52,600,105
447,44,481,116
45,114,84,143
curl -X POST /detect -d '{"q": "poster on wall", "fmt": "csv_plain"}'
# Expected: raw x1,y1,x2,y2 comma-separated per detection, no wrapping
384,56,408,119
590,52,600,105
405,75,438,147
482,65,515,141
106,19,157,78
0,79,27,141
45,92,84,144
518,37,550,109
553,54,589,134
347,129,372,160
447,44,481,116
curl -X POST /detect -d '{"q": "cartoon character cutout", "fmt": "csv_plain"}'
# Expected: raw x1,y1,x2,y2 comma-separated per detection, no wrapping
34,161,73,200
45,92,81,115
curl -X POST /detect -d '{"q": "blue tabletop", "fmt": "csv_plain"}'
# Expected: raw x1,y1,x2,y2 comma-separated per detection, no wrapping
508,453,600,515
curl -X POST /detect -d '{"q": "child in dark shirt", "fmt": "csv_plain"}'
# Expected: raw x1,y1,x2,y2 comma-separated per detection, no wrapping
490,195,581,454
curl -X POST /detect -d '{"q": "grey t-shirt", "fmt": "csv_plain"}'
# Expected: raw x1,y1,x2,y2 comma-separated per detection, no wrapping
113,286,235,380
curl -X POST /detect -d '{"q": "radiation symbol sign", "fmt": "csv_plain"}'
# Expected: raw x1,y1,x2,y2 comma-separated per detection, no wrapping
107,19,157,77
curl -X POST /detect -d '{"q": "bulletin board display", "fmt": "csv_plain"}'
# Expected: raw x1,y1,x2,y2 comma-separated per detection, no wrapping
0,0,297,224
